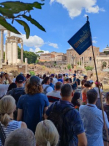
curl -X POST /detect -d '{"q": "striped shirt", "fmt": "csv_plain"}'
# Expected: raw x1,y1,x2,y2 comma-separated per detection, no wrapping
0,120,22,146
46,90,61,106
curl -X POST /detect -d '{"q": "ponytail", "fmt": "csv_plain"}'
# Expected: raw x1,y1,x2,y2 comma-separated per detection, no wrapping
0,113,11,126
47,141,50,146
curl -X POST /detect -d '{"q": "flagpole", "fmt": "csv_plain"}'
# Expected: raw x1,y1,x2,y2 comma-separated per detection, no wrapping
87,16,109,144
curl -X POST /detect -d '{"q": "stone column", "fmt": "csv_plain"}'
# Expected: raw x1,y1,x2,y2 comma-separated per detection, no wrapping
82,56,84,68
79,58,80,66
1,30,4,62
11,42,13,64
21,42,23,63
5,42,7,64
25,58,28,74
7,31,10,37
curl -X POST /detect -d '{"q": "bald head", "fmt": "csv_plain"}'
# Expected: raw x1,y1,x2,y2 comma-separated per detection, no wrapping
5,128,36,146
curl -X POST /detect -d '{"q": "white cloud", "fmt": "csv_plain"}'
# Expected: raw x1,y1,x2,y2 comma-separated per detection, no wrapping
50,0,105,18
30,47,49,54
48,43,58,48
92,40,97,44
84,14,88,17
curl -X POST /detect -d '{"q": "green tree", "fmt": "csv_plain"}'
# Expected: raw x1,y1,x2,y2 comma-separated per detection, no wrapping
102,62,107,69
85,66,93,71
0,1,46,39
29,71,35,76
18,47,38,64
67,64,72,70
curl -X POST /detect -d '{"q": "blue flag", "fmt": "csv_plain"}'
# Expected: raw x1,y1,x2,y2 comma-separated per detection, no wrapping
68,21,92,55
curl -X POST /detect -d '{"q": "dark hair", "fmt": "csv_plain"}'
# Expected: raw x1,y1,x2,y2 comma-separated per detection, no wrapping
84,76,87,79
50,78,53,83
87,89,97,104
105,92,109,102
55,82,62,90
43,74,46,80
84,81,91,88
61,84,72,98
65,78,69,82
43,77,50,84
7,83,17,92
58,74,62,79
63,74,65,77
72,92,80,107
69,78,72,83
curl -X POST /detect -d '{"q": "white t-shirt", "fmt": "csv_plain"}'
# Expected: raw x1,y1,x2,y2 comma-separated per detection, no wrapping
0,84,9,98
42,84,53,94
13,78,16,83
93,87,103,98
53,78,58,85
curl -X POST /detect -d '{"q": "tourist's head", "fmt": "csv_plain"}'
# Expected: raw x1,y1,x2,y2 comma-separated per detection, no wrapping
51,74,54,78
50,78,53,83
65,78,70,83
43,74,46,80
105,92,109,104
35,120,59,146
61,84,73,100
25,76,42,95
7,83,17,92
84,81,91,88
0,95,16,126
15,74,25,87
95,81,101,87
58,74,62,79
73,74,76,78
87,89,97,104
43,77,50,85
4,128,36,146
55,82,62,91
84,75,88,80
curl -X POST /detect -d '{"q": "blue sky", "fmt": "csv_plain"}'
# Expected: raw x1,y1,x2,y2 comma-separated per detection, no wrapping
3,0,109,53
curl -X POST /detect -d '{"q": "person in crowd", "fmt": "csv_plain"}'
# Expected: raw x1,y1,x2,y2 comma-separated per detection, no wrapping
64,78,70,84
26,74,31,80
51,74,58,85
93,81,103,109
89,80,94,89
7,83,17,93
7,74,25,105
103,92,109,146
79,89,109,146
12,76,16,83
49,78,54,90
42,77,53,94
17,76,49,133
4,128,35,146
81,75,88,88
0,95,27,145
71,92,80,110
69,78,72,83
45,84,87,146
82,81,91,104
47,82,62,106
0,73,12,99
72,74,78,91
35,120,59,146
58,74,63,83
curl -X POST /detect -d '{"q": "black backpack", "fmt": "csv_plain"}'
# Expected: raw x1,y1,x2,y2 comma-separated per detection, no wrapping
48,102,74,146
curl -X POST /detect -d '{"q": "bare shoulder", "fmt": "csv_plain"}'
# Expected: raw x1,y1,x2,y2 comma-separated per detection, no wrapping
21,122,27,128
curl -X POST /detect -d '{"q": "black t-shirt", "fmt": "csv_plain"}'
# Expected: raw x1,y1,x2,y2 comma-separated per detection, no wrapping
7,87,25,104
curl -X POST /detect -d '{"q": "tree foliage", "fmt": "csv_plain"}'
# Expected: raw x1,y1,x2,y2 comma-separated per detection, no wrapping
18,47,38,64
102,62,107,69
67,64,72,70
0,1,46,39
29,71,35,76
85,66,93,71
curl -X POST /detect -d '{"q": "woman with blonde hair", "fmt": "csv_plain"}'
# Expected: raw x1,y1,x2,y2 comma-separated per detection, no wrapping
17,76,49,133
35,120,59,146
0,95,27,145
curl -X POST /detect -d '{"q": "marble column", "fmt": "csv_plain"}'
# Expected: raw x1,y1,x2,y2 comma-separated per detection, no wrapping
11,42,13,64
7,31,10,37
5,42,7,64
25,58,28,74
21,42,23,63
1,30,4,62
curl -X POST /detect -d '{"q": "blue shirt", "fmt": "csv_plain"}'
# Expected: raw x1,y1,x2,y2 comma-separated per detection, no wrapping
46,100,84,146
79,104,109,146
17,93,49,133
49,83,54,90
58,79,63,83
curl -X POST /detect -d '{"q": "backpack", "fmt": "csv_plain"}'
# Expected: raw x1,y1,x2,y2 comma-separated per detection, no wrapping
43,86,49,94
47,102,74,146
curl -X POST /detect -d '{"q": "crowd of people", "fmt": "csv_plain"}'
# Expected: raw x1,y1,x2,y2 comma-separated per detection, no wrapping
0,72,109,146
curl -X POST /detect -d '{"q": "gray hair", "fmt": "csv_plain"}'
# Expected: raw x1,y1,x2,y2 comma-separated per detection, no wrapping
35,120,59,146
4,128,36,146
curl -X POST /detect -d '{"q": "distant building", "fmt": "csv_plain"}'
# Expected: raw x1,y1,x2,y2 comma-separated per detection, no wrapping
103,45,109,52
